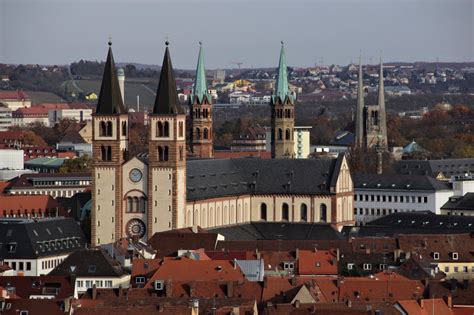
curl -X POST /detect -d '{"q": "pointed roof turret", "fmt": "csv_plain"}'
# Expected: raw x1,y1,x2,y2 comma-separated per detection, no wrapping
378,57,388,149
355,56,365,147
272,41,293,103
96,41,126,115
191,42,210,104
153,42,184,115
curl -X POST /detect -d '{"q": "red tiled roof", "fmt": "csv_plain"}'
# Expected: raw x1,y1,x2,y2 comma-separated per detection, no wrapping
2,299,65,315
0,131,26,141
298,250,338,275
205,250,250,260
0,90,29,100
396,298,454,315
0,195,58,216
145,258,245,285
131,259,162,278
0,275,74,299
13,107,50,116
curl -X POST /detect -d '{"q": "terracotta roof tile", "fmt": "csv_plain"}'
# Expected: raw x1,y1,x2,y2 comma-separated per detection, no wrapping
298,250,338,275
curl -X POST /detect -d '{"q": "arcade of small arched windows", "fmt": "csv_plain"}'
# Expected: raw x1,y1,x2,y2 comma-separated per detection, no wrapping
259,202,327,222
195,128,210,140
125,196,147,213
274,108,293,119
158,146,169,161
156,121,170,137
194,108,211,119
99,121,113,137
100,146,112,161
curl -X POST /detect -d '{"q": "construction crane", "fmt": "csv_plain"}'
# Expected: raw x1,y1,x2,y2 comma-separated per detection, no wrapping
230,61,244,76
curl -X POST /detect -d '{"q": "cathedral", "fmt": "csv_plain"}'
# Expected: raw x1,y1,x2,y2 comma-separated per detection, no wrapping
354,59,388,150
91,41,354,247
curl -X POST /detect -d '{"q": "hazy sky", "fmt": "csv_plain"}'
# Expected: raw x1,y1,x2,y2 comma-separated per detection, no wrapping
1,0,473,69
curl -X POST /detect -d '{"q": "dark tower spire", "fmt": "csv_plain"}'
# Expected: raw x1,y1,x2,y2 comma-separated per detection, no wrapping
355,55,364,148
153,42,183,115
377,57,388,150
96,41,126,115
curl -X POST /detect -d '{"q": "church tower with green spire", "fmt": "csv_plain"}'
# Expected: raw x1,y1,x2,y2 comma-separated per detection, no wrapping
189,42,213,158
271,42,295,159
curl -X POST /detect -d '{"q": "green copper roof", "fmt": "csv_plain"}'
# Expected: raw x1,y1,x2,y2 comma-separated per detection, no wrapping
191,43,210,104
273,42,293,103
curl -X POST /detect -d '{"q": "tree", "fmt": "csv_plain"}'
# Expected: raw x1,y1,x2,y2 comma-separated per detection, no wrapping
59,155,92,173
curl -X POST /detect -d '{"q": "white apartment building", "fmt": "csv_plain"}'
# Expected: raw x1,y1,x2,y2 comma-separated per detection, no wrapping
48,106,92,126
0,107,12,131
354,174,453,225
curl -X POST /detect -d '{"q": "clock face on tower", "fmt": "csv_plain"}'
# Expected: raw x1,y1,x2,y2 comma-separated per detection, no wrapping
129,168,142,182
126,218,146,238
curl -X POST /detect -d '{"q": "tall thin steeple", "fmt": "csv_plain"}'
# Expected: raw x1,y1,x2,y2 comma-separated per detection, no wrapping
191,42,209,104
96,41,126,115
355,56,364,148
271,41,295,159
273,41,292,103
189,42,213,158
378,57,388,149
153,42,183,115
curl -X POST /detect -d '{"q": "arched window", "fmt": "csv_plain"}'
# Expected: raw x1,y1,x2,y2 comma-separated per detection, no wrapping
127,198,133,212
179,146,184,161
164,146,169,161
282,203,289,221
158,146,164,161
164,121,170,137
99,121,107,136
203,128,209,139
122,121,127,136
260,203,267,221
320,204,327,222
133,197,139,212
179,121,184,137
278,128,283,140
300,203,308,222
285,129,291,140
106,122,113,136
140,197,146,213
107,146,112,161
157,122,163,137
101,146,106,161
196,128,201,140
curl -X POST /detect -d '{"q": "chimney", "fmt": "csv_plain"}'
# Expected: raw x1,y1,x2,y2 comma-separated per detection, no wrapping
336,248,340,261
445,295,453,308
166,280,173,298
365,248,371,255
92,284,97,300
192,225,198,233
233,258,237,270
226,282,234,298
290,276,297,286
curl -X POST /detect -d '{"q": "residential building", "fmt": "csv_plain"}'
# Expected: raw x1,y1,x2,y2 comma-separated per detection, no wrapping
0,106,12,131
49,249,130,298
5,172,91,198
48,103,92,126
441,193,474,216
293,126,311,159
24,157,69,173
393,158,474,180
353,174,453,225
12,106,51,126
231,125,267,152
0,149,24,169
0,217,87,276
0,194,59,218
0,91,31,111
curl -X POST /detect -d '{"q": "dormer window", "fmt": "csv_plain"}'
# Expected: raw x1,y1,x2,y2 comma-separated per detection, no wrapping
433,252,440,260
363,263,372,270
452,252,458,260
